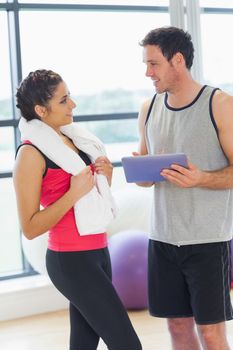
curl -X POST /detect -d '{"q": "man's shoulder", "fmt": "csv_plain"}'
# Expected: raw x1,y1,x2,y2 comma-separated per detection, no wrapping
211,89,233,124
142,98,153,110
213,89,233,108
140,97,155,116
214,88,233,99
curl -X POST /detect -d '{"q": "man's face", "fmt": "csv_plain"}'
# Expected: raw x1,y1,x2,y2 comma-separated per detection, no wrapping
143,45,178,94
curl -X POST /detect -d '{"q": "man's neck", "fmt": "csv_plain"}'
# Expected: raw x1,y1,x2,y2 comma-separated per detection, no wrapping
167,77,203,109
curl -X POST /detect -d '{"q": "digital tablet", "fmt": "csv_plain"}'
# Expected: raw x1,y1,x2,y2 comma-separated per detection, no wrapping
121,153,188,183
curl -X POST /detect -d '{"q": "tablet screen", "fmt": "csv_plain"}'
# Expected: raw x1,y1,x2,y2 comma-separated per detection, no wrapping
121,153,188,183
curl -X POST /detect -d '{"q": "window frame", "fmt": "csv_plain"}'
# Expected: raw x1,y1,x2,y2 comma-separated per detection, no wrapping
2,0,232,280
0,0,169,279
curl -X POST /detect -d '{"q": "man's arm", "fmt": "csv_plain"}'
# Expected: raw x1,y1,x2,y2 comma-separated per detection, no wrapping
161,91,233,189
134,99,154,187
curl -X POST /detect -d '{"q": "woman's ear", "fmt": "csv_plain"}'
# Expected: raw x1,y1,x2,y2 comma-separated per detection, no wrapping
34,105,47,119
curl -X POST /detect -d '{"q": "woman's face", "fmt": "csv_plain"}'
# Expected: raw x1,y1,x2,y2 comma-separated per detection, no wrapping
39,81,76,131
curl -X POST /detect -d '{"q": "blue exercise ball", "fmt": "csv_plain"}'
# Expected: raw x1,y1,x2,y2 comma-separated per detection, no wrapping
109,230,148,310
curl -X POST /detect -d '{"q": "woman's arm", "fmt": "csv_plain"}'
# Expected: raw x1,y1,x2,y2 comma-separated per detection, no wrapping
13,145,94,239
94,156,113,186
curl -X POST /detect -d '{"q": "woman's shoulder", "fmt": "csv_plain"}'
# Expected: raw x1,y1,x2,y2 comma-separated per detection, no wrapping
17,142,44,159
15,143,46,173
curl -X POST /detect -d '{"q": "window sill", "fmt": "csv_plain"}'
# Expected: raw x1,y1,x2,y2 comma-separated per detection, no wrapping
0,275,68,321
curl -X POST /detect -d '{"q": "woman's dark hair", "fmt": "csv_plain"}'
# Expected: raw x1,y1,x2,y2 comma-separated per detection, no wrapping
16,69,63,121
140,26,194,70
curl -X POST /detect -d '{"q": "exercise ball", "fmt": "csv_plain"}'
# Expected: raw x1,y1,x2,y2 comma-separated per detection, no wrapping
109,230,148,310
21,233,48,274
107,187,152,236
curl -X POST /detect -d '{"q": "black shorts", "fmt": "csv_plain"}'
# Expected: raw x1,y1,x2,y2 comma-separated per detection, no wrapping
148,239,233,325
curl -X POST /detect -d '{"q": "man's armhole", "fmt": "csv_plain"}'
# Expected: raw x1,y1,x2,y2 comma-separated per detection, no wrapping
209,88,220,137
145,94,157,125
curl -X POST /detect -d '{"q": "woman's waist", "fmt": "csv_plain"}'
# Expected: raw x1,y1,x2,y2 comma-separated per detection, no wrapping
48,227,107,252
48,211,107,251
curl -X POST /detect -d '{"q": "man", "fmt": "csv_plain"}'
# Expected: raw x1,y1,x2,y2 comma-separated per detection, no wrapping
136,26,233,350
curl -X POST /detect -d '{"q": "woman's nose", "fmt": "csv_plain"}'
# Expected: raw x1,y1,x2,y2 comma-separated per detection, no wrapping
70,99,76,109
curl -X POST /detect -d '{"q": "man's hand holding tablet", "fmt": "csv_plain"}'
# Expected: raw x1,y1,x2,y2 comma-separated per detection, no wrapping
121,153,188,183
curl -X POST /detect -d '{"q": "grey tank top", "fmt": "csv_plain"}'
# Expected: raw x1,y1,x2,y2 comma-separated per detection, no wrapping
145,85,233,246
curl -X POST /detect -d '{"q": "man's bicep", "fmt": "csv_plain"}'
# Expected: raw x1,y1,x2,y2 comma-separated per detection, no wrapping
219,127,233,165
214,93,233,165
137,99,151,155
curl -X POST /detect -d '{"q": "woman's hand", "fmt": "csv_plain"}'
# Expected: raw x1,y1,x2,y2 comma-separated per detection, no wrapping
94,156,113,186
69,166,95,201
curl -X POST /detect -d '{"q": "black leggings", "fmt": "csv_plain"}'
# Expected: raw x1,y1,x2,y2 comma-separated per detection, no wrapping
46,248,142,350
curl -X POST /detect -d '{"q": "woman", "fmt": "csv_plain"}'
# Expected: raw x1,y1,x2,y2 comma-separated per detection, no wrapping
13,69,141,350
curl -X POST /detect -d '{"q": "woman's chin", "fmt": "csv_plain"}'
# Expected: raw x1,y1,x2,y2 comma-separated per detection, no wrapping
65,117,73,125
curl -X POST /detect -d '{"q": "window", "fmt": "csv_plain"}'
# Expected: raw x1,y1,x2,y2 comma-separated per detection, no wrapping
19,0,168,5
19,8,169,162
200,2,233,94
0,127,15,173
200,0,233,8
0,11,12,121
0,178,23,276
0,2,169,279
80,119,139,162
0,9,21,279
19,10,168,115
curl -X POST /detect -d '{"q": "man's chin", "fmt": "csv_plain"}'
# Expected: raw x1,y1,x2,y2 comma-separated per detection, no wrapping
155,87,164,94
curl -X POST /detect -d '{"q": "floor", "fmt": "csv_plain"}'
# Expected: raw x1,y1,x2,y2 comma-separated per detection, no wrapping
1,300,233,350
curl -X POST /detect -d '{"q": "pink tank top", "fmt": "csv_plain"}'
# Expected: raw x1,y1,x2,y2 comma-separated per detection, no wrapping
22,141,108,252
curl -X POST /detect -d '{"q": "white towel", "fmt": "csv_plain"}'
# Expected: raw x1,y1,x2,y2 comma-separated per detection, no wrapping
18,117,116,235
